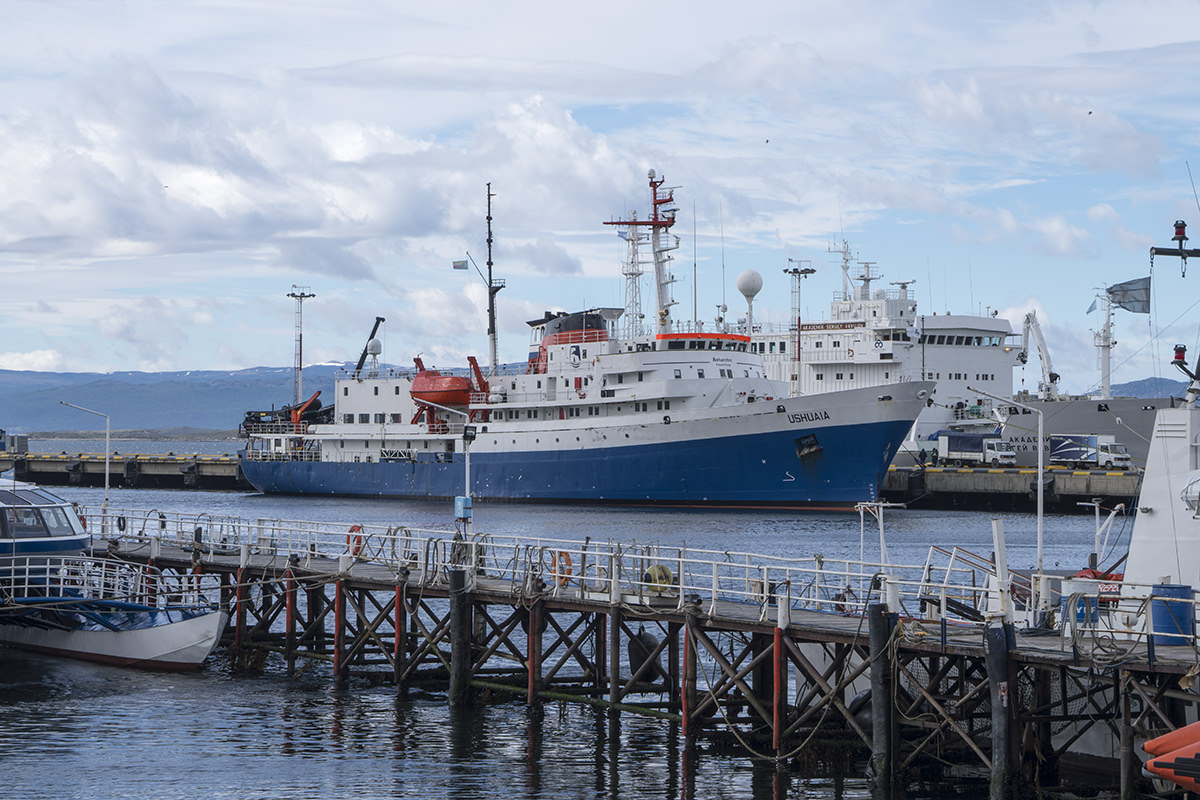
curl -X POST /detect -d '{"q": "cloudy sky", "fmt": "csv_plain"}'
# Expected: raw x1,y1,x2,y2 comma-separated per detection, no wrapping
2,0,1200,394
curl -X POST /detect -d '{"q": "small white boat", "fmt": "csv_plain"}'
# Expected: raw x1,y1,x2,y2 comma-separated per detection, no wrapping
0,480,226,671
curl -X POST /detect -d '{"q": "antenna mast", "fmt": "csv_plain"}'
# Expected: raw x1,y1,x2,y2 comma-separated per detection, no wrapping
485,184,505,377
286,285,315,405
604,170,680,340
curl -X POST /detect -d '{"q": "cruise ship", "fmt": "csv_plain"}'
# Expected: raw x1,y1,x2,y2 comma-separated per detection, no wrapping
239,172,932,508
754,244,1170,466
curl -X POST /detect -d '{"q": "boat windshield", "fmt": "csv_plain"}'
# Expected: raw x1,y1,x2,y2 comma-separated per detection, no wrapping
1,505,80,539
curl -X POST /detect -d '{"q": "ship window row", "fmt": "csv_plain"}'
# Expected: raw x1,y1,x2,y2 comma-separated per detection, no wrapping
750,341,787,354
814,372,854,381
666,340,748,352
920,334,1003,346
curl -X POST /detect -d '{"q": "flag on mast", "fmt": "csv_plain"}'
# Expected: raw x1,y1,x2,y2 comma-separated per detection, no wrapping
452,260,469,270
1106,276,1150,314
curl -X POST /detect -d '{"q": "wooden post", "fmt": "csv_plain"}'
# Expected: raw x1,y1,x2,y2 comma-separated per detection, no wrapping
609,605,623,709
986,622,1016,800
668,621,681,710
868,602,895,799
1120,671,1137,800
527,597,543,704
393,584,407,691
284,568,296,676
333,577,346,687
773,626,787,755
448,568,471,706
234,567,247,668
594,612,607,692
682,615,697,741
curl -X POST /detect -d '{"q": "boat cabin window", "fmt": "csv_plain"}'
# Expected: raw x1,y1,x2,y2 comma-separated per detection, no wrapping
343,414,354,424
697,369,705,378
674,369,681,379
358,414,369,423
668,341,685,350
3,508,49,538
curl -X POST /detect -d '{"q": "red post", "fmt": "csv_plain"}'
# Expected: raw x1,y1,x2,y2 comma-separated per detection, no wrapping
773,626,785,754
334,579,346,686
285,569,296,676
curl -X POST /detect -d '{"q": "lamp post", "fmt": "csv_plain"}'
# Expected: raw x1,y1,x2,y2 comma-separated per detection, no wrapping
59,401,110,513
413,399,476,533
968,385,1044,618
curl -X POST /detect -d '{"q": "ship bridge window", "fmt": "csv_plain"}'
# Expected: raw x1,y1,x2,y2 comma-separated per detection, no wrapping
674,369,682,379
358,414,369,423
343,414,354,424
344,387,349,396
668,341,685,350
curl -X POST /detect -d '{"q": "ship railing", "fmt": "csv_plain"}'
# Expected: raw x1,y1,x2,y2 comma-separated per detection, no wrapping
241,421,310,436
0,554,222,609
243,448,323,462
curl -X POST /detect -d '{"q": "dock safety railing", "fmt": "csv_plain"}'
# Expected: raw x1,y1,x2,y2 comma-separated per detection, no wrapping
78,506,1200,650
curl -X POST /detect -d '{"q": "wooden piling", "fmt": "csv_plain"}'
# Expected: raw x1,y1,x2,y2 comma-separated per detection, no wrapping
333,577,346,687
868,602,895,798
526,597,543,704
986,622,1016,800
448,568,471,706
609,606,623,710
393,584,406,691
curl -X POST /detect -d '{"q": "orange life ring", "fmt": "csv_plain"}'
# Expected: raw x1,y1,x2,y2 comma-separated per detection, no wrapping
552,551,572,587
347,525,364,556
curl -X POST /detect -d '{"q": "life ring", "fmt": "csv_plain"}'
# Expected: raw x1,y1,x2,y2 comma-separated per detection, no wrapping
552,550,573,587
116,516,126,532
74,504,86,530
347,524,364,557
847,348,854,357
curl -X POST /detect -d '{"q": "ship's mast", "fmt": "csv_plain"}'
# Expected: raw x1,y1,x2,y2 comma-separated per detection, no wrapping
617,213,650,339
485,184,505,378
286,285,315,405
1093,291,1114,400
605,170,679,340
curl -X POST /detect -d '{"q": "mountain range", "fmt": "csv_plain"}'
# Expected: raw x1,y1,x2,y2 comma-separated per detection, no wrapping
0,365,1189,434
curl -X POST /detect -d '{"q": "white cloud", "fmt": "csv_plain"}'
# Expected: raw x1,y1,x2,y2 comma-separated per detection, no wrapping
0,349,64,371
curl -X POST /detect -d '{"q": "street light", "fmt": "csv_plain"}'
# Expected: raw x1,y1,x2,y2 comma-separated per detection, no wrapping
59,401,110,512
413,399,476,535
968,385,1045,619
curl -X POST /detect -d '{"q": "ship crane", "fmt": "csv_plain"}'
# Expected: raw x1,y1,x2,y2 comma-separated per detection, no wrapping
1018,311,1060,400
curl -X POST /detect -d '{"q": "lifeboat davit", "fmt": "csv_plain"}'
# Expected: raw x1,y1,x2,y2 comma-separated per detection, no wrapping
412,357,472,406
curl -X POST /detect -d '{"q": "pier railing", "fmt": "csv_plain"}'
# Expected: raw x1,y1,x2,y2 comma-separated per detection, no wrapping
78,506,1200,650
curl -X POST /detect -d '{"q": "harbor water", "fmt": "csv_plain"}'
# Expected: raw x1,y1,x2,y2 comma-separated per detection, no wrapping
4,447,1121,799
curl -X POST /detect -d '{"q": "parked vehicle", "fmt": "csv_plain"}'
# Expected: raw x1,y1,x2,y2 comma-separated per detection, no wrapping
1048,434,1132,470
935,432,1017,467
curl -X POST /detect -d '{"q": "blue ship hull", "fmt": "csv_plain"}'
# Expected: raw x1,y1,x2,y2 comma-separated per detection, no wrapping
241,418,912,509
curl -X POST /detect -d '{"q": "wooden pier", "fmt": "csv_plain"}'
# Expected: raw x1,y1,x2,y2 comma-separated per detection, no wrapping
76,508,1200,799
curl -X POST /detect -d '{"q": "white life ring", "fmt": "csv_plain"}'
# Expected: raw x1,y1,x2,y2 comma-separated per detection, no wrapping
847,348,854,357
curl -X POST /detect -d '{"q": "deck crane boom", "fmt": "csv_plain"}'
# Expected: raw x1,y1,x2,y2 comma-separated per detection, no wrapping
1018,311,1060,400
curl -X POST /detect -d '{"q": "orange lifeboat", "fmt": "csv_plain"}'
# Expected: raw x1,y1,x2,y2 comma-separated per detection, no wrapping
411,357,472,406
